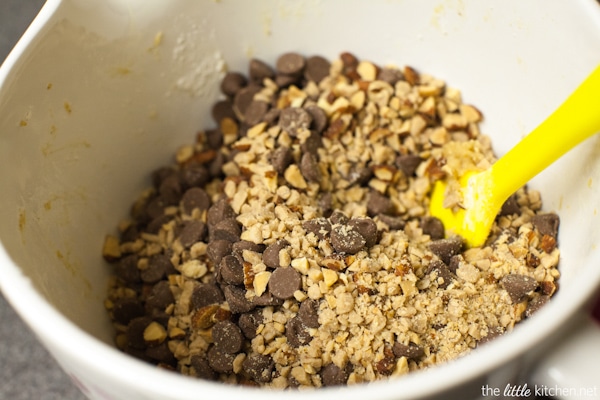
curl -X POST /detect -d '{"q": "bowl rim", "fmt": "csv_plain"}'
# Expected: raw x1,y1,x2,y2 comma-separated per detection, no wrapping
1,0,600,398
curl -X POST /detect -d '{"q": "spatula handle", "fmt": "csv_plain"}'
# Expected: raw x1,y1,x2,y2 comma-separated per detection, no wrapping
491,64,600,203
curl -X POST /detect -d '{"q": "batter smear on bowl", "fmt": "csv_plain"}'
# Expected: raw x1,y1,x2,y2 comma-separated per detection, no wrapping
102,53,560,388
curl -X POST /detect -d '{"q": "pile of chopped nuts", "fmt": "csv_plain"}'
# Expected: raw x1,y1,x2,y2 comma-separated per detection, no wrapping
103,52,560,388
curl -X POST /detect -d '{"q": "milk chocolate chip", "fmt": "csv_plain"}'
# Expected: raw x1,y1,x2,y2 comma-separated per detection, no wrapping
262,240,289,269
321,363,348,387
302,218,331,240
181,187,211,215
278,107,312,137
191,283,225,310
285,316,312,347
305,55,331,83
531,213,560,239
501,274,538,303
429,236,463,265
347,217,378,247
212,320,244,354
276,52,306,76
330,224,366,254
268,267,302,300
392,342,425,360
220,72,247,97
243,354,274,383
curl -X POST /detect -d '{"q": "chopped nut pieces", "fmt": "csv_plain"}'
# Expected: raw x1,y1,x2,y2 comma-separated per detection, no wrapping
105,52,561,388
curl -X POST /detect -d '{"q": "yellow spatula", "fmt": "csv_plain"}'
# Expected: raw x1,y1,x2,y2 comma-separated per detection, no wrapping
429,64,600,248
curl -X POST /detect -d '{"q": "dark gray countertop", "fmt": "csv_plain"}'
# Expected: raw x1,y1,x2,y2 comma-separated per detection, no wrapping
0,2,86,399
1,2,599,400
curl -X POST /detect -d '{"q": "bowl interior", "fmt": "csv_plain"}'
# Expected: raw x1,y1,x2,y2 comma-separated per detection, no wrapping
1,0,600,377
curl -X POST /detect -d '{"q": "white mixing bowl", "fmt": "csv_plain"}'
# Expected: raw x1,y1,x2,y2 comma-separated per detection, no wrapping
1,1,599,399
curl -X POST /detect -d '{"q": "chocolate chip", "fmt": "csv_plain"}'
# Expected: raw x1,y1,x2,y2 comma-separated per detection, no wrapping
208,150,226,178
525,295,550,317
297,299,320,329
233,84,262,121
305,55,330,83
211,99,236,124
302,218,331,240
262,239,289,269
321,363,348,387
275,73,299,88
115,254,141,284
146,344,176,369
319,193,334,217
181,187,211,215
220,255,244,286
269,146,293,175
158,173,182,205
222,285,255,314
347,165,372,186
249,58,275,83
276,52,306,76
120,224,140,242
204,128,224,149
207,345,235,374
531,213,560,239
181,164,210,189
190,355,217,380
263,108,280,126
285,316,311,347
238,309,263,339
126,317,152,350
376,214,405,230
212,320,244,354
145,215,171,235
250,292,284,307
112,298,145,325
348,217,378,247
429,236,463,265
269,267,302,300
377,67,404,86
220,71,247,97
395,154,422,177
328,210,349,225
300,152,321,182
478,326,504,345
243,353,274,383
207,197,237,228
499,194,520,216
330,224,366,254
427,260,455,289
211,218,241,242
152,166,174,189
421,216,445,240
141,254,173,283
179,220,207,248
190,283,225,310
232,240,265,256
448,254,463,274
305,105,328,133
145,196,169,220
244,100,270,127
392,342,424,360
145,281,175,311
278,107,312,137
367,190,393,216
300,130,323,157
207,239,233,266
501,274,538,303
